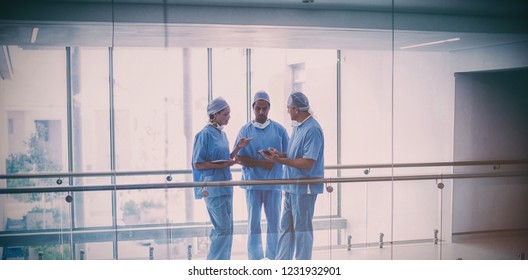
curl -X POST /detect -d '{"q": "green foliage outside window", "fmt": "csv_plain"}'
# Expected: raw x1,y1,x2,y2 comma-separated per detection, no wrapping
6,127,61,202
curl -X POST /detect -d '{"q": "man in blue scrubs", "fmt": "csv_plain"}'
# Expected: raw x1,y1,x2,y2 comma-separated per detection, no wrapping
192,97,251,260
235,91,289,260
260,91,324,260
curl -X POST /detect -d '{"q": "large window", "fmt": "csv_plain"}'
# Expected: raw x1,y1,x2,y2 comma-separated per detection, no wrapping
2,15,526,260
0,45,402,259
1,46,71,259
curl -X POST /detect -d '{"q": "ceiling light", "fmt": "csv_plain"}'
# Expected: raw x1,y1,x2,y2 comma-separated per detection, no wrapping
302,0,314,3
400,37,460,50
31,27,39,44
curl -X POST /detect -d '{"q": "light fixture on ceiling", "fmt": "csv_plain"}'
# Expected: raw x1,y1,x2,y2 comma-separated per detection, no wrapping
31,27,39,44
400,37,460,50
302,0,314,3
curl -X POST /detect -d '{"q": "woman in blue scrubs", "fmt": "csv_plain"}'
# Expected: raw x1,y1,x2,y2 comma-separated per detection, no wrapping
192,97,251,260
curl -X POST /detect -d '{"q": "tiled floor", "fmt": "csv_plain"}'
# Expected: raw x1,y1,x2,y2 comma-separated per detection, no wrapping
228,230,528,260
310,230,528,260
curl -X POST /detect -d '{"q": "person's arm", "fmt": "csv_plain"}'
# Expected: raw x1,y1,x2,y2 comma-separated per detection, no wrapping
194,160,235,170
230,137,252,159
276,157,315,169
259,147,315,169
236,155,275,170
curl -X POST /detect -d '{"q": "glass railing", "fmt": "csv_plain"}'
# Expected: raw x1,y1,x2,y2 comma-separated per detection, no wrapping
1,160,527,260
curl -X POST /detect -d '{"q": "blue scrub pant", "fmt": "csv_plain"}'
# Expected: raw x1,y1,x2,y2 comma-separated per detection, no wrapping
276,192,318,260
245,189,281,260
204,195,233,260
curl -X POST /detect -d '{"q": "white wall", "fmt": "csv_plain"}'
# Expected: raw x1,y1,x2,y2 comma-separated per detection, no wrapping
340,41,528,241
453,68,528,233
340,49,454,244
451,42,528,234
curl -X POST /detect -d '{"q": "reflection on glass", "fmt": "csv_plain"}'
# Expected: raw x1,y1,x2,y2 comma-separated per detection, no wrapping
4,37,520,259
0,47,71,259
69,48,112,231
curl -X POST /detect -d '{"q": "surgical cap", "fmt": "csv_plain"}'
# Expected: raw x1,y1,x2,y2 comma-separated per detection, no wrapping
287,91,310,111
207,97,229,115
253,91,270,105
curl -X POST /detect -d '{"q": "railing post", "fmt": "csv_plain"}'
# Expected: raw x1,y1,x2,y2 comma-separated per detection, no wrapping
187,244,192,260
433,229,439,245
325,183,333,193
379,233,384,248
347,235,352,251
149,246,154,260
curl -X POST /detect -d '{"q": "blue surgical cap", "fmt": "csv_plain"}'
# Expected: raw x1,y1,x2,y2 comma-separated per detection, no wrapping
287,91,310,111
253,90,270,105
207,97,229,115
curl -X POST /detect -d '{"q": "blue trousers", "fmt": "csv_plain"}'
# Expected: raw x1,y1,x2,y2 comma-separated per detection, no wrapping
204,195,233,260
245,189,281,260
276,192,318,260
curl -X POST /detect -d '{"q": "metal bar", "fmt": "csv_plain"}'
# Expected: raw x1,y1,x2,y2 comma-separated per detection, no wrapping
0,169,193,179
207,48,213,101
66,46,76,258
2,159,526,179
66,47,74,184
0,218,347,247
246,48,251,123
336,49,342,219
108,45,118,260
1,170,527,195
325,159,528,170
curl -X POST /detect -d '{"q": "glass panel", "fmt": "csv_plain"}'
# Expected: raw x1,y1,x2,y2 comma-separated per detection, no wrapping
68,47,113,231
0,46,71,259
210,48,247,259
390,0,528,259
74,242,113,260
113,47,184,172
391,29,452,259
249,48,289,124
111,47,210,259
391,0,497,259
340,41,394,258
212,47,248,138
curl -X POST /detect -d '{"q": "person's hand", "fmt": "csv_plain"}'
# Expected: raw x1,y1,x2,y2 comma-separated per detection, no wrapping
234,155,248,166
259,147,279,161
235,155,274,169
236,137,252,149
268,147,279,155
260,160,275,170
227,159,236,167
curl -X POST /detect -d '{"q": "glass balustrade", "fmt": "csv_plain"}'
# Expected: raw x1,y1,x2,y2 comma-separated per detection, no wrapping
2,162,527,260
1,0,528,261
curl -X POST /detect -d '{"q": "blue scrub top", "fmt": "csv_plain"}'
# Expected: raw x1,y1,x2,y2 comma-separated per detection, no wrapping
282,116,325,194
235,120,289,190
192,124,233,199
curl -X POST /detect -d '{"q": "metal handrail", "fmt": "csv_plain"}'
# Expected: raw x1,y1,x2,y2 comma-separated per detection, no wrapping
325,159,528,169
1,159,526,180
1,170,527,195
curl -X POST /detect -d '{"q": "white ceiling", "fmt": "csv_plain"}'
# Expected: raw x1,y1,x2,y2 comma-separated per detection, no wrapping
0,0,528,51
